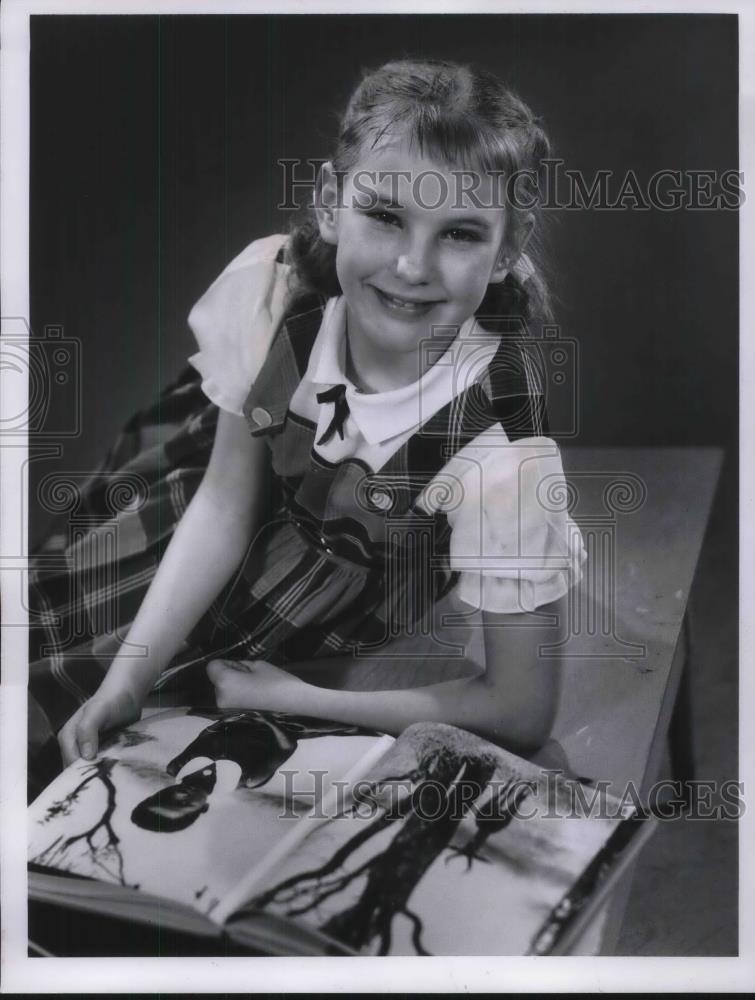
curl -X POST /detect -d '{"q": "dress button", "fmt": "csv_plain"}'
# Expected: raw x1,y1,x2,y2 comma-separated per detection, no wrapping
251,406,272,428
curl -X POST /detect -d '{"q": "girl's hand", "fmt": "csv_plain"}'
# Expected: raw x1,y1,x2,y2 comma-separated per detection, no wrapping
58,686,142,767
207,658,307,713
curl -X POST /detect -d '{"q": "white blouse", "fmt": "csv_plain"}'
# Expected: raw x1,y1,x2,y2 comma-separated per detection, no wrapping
188,234,586,614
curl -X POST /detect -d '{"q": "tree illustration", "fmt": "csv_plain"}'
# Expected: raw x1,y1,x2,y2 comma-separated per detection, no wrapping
31,757,135,888
445,777,535,869
247,744,511,955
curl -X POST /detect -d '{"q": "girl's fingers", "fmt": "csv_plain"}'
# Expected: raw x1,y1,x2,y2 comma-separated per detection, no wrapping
75,702,110,760
207,659,237,710
58,691,141,767
207,658,254,683
206,659,227,685
222,659,257,674
58,714,83,767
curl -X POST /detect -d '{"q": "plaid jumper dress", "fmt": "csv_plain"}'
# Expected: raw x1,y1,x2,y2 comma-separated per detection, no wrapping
27,283,548,791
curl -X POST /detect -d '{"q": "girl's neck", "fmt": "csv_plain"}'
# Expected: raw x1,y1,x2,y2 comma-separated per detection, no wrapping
344,323,456,394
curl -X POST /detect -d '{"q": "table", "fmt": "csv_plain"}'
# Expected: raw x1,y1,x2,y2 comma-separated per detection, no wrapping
554,447,722,797
554,446,723,953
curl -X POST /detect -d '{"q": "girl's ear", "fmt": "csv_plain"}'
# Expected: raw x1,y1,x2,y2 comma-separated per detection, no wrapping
315,161,340,246
489,213,535,284
488,249,511,285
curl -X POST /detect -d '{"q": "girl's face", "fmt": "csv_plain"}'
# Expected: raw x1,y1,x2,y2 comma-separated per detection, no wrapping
317,138,529,372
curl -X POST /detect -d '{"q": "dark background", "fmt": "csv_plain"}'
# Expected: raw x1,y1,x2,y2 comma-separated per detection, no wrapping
29,13,738,535
26,14,740,955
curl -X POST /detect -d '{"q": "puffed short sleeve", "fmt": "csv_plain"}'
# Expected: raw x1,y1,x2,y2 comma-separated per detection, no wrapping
419,429,586,614
187,233,291,415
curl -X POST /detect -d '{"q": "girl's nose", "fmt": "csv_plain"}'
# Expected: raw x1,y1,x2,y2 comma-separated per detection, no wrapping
395,237,434,284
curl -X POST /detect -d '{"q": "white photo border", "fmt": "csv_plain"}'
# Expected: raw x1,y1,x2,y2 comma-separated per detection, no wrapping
1,0,753,992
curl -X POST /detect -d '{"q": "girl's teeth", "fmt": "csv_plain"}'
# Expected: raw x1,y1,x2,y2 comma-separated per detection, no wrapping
383,292,427,310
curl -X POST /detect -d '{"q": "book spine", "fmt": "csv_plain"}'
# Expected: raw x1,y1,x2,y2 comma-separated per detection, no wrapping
527,813,656,955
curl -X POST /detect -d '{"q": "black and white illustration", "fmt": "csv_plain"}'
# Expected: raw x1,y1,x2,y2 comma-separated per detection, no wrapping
28,711,646,956
29,709,384,915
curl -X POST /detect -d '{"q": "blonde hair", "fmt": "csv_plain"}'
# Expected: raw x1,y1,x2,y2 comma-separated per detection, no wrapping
287,58,553,329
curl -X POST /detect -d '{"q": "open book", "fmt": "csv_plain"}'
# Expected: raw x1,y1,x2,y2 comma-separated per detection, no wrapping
28,708,654,956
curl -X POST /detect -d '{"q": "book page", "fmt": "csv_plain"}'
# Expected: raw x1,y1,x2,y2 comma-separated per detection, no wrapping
238,721,647,956
28,708,387,922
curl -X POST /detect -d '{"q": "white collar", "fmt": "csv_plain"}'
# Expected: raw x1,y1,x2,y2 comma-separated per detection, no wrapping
306,296,500,445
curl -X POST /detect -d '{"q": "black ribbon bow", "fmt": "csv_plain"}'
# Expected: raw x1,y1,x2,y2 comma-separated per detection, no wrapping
316,384,350,446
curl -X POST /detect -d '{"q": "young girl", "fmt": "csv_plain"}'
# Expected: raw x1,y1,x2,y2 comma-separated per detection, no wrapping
29,60,585,782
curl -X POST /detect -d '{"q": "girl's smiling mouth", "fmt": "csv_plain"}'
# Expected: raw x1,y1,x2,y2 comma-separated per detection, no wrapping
370,285,443,315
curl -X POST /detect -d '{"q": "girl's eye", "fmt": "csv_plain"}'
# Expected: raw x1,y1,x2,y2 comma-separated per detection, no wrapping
365,210,401,227
443,228,481,243
363,211,481,244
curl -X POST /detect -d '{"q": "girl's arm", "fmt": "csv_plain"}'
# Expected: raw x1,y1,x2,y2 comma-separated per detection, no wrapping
59,410,266,762
209,598,565,755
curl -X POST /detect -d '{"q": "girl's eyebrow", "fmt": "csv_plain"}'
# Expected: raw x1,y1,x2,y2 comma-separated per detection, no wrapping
444,215,494,232
368,193,495,231
371,192,404,209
